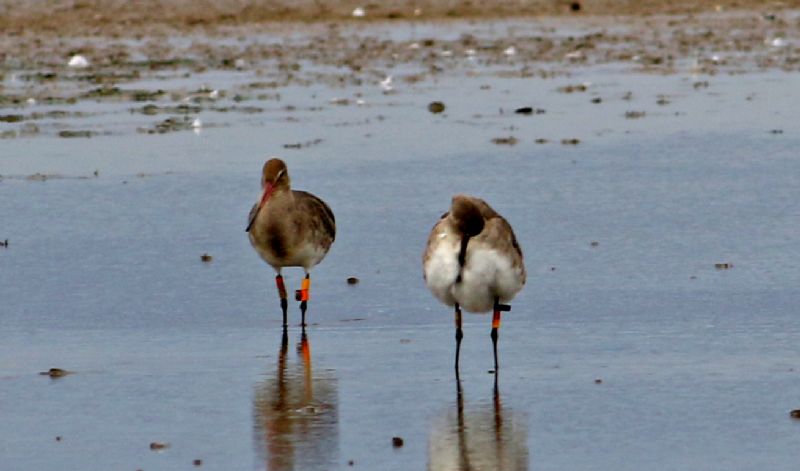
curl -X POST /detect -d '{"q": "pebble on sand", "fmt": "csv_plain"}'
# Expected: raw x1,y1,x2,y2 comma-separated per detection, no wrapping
347,277,359,285
201,253,213,263
392,436,404,448
590,241,599,247
770,37,787,48
491,136,518,146
39,368,70,378
558,83,588,93
515,107,544,115
67,54,89,68
380,75,393,92
625,110,646,119
193,459,203,466
427,101,445,113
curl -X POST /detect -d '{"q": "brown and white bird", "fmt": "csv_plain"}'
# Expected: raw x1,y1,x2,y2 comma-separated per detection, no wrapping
423,194,525,374
246,158,336,328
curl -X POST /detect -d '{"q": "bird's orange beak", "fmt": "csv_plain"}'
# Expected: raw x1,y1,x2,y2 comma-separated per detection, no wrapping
245,182,275,232
259,182,275,207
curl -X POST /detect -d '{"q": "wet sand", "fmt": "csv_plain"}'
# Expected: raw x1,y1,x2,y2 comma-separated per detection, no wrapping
2,4,799,141
0,0,798,37
0,0,797,37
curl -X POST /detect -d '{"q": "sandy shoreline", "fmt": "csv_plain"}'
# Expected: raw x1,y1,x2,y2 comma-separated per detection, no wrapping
0,0,798,36
1,0,798,139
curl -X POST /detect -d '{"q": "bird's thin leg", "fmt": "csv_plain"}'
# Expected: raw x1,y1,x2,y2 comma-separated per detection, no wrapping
492,297,511,373
275,274,288,328
295,274,311,327
455,303,463,376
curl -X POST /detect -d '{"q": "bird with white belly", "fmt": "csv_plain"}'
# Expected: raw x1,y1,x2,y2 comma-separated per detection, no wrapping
423,194,525,374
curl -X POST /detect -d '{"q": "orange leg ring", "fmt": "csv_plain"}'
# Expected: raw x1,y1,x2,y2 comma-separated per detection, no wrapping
492,309,501,329
295,277,311,302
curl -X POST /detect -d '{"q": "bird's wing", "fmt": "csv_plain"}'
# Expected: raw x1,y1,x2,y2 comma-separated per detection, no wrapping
481,215,526,280
294,191,336,243
246,201,259,232
422,215,451,278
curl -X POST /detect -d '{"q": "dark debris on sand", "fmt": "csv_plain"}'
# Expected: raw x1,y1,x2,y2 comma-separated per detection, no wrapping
39,368,72,378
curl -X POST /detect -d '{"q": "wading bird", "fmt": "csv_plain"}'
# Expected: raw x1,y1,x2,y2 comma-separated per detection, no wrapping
247,158,336,328
423,194,525,374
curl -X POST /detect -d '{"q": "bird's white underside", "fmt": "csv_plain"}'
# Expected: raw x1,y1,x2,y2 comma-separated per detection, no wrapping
424,233,524,313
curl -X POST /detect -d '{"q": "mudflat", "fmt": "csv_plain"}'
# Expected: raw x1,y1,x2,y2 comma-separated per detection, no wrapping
0,0,798,36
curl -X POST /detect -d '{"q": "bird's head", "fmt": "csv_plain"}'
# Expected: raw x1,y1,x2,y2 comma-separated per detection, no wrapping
246,157,290,232
451,194,485,237
261,158,290,192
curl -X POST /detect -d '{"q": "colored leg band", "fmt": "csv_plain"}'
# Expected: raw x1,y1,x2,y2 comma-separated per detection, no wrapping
492,310,501,329
276,275,287,299
295,277,311,302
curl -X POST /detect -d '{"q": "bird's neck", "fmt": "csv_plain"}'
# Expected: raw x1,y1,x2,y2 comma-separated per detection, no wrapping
456,235,470,283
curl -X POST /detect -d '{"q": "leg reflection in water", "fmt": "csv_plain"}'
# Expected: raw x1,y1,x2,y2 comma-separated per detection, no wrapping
428,379,529,471
253,330,339,471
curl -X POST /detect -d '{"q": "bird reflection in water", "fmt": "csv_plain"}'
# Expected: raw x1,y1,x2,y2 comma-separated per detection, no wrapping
428,380,529,471
253,331,339,471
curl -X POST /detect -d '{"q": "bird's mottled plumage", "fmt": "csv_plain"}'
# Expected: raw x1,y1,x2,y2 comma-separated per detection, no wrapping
423,194,525,313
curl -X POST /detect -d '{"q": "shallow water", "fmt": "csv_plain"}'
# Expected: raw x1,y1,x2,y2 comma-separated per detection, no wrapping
3,19,800,470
